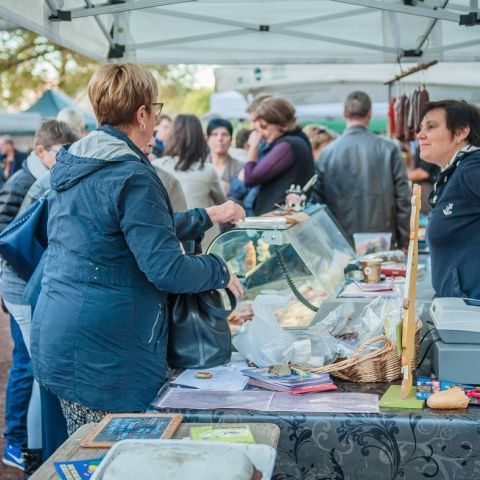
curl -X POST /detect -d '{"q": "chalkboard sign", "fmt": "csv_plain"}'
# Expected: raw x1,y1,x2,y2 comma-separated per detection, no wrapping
81,413,183,448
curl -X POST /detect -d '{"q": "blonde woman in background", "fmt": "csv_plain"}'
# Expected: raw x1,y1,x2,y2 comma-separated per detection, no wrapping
303,125,335,161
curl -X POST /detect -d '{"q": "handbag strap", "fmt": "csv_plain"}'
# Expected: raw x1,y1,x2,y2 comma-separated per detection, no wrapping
224,288,237,312
199,288,237,317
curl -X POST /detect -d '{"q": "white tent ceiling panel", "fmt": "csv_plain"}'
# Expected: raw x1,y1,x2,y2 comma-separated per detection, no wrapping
0,0,110,60
0,0,479,64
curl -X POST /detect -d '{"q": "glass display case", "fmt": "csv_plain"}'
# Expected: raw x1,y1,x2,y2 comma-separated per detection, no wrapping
207,205,356,327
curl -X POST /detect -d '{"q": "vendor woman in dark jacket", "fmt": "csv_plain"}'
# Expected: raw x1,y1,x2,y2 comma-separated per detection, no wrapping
31,63,244,435
240,97,314,215
417,99,480,299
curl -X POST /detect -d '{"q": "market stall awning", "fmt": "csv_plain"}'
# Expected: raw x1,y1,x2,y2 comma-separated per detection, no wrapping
25,89,97,130
0,111,42,135
0,1,479,64
26,89,76,117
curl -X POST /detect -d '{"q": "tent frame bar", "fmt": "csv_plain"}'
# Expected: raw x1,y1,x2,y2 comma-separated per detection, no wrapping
84,0,114,48
128,7,395,55
49,0,195,21
330,0,460,22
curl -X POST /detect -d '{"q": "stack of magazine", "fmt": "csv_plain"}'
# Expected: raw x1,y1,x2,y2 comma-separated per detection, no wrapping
241,368,336,394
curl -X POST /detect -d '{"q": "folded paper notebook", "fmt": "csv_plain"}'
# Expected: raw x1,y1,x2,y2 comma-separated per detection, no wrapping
380,385,425,409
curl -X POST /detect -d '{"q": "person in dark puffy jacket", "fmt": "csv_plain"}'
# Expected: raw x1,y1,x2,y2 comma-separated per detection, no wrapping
30,63,244,436
0,120,77,472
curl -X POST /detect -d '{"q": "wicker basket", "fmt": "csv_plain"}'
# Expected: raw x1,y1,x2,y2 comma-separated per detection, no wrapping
292,320,422,383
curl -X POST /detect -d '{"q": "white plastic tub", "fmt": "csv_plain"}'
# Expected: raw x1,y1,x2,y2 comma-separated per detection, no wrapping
91,438,276,480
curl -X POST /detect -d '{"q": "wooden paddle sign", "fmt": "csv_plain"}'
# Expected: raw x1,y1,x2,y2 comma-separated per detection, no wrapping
400,184,421,399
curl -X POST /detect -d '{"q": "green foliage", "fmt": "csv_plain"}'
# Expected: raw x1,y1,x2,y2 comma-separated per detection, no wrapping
181,88,212,116
0,29,208,115
0,29,99,107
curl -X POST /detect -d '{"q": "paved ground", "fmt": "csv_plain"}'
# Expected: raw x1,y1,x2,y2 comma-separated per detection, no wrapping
0,311,24,479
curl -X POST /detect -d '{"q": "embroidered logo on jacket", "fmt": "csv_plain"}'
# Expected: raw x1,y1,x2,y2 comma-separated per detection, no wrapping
443,203,454,216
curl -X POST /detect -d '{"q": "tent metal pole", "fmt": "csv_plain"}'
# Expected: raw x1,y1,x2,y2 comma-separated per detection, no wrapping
148,8,259,30
276,29,397,54
44,0,59,12
383,60,438,85
50,0,195,20
427,38,480,54
126,29,246,50
415,0,450,53
84,0,114,48
273,8,372,28
329,0,459,22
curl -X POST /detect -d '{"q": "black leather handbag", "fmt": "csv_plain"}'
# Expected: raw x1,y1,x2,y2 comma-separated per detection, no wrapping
168,289,236,369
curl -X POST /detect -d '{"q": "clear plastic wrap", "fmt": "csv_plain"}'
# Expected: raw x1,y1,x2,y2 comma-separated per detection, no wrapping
361,249,406,263
232,294,306,367
234,295,409,368
307,301,355,337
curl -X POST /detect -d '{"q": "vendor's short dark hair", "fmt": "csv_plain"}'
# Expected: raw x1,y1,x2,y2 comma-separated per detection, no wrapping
344,91,371,119
421,100,480,147
206,118,233,137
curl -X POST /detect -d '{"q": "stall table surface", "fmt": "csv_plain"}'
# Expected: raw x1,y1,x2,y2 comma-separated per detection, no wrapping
31,422,280,480
152,381,480,480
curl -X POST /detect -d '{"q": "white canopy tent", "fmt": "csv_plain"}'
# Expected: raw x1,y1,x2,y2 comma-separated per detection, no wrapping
0,0,479,65
214,62,480,104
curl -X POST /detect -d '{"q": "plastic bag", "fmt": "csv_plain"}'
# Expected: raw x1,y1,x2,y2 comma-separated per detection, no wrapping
232,294,301,367
300,302,357,365
309,332,357,365
307,302,355,337
346,297,403,346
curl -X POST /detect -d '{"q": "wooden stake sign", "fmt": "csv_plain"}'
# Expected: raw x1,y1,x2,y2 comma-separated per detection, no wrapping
400,184,421,399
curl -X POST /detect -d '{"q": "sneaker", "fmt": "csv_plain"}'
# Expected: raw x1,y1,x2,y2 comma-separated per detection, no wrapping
2,444,25,471
23,448,43,476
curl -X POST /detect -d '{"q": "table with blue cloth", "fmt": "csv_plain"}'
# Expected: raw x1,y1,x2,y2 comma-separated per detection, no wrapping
152,380,480,480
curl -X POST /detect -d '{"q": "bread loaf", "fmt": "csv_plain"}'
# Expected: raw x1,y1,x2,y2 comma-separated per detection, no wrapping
427,387,469,410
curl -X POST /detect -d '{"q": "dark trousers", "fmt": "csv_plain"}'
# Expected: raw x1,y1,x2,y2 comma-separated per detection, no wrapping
4,315,33,448
39,386,68,461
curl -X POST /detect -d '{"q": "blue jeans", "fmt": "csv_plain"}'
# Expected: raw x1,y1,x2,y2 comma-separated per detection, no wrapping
4,315,33,448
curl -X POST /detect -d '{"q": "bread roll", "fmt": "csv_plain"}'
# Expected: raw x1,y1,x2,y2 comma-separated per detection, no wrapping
427,387,469,410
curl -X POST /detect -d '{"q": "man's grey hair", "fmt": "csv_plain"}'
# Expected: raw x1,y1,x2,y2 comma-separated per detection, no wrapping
57,107,86,137
34,119,78,147
344,91,372,119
